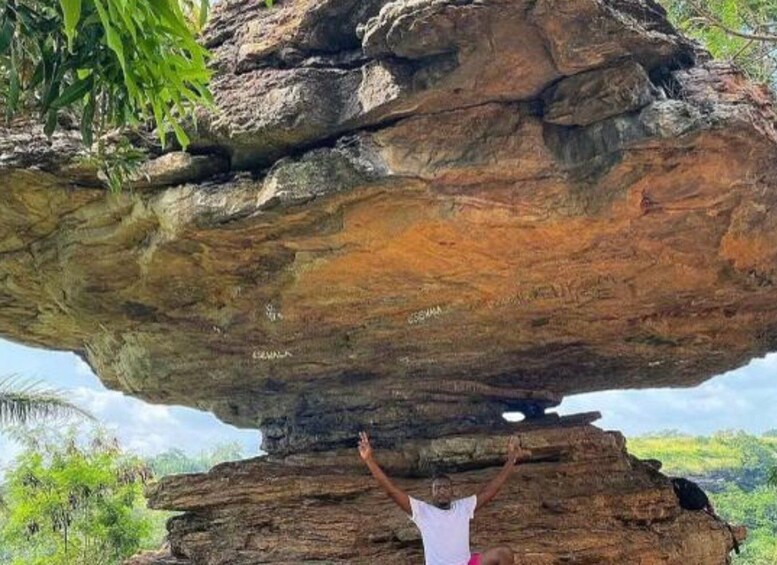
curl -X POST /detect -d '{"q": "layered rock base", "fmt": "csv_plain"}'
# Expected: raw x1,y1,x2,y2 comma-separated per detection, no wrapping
137,420,743,564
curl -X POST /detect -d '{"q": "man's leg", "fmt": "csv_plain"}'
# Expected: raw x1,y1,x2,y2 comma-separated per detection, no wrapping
478,546,514,565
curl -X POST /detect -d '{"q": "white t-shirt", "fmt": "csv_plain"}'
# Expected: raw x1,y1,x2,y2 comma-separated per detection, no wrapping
409,495,477,565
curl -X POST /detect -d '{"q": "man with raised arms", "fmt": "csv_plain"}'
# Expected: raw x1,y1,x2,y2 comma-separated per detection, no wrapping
358,431,531,565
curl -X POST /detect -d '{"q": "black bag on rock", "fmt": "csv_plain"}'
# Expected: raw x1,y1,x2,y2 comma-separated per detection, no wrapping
671,477,709,511
670,477,740,555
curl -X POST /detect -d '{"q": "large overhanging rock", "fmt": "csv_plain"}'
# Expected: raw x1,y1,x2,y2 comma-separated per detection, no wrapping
2,1,765,563
2,0,777,457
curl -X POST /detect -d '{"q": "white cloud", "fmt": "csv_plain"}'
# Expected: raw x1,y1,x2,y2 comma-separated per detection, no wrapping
71,386,120,412
73,357,95,378
0,384,259,471
137,403,175,425
558,353,777,436
65,387,258,458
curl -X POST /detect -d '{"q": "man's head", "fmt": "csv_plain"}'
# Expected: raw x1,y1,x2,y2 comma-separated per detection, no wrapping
431,474,453,509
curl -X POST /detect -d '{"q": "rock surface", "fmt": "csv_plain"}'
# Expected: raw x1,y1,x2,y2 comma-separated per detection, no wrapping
135,422,744,564
124,547,188,565
3,1,768,562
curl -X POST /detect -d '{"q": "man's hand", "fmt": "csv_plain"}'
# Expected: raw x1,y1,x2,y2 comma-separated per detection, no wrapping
507,436,532,465
476,435,531,512
358,431,411,514
358,431,374,462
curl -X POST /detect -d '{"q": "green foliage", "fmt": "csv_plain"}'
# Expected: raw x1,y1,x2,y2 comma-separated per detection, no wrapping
630,431,777,564
80,134,149,192
0,430,249,563
0,375,94,427
661,0,777,83
0,427,159,565
630,430,777,475
146,441,245,476
713,486,777,564
0,0,212,148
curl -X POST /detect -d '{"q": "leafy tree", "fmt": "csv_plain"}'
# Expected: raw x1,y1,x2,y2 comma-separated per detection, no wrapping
712,485,777,564
0,0,212,149
147,441,245,476
0,375,93,427
0,427,158,565
661,0,777,83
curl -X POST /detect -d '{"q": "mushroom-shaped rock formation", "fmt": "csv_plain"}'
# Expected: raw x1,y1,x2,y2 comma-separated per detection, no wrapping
1,0,772,562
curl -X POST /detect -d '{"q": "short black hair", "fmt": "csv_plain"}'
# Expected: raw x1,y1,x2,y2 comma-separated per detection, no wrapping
431,473,451,484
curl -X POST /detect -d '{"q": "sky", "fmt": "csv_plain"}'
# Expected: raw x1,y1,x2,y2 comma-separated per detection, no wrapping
1,337,776,468
0,337,259,468
555,352,777,436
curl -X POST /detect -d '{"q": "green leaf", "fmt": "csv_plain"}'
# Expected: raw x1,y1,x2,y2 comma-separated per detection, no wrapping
13,3,37,31
171,119,189,149
0,18,14,55
93,0,125,68
44,109,58,137
59,0,82,51
29,62,45,90
0,0,214,166
199,0,209,29
148,0,193,40
104,24,124,68
51,76,93,108
5,64,20,119
150,97,165,147
80,12,101,27
0,375,95,426
81,93,96,146
42,64,65,109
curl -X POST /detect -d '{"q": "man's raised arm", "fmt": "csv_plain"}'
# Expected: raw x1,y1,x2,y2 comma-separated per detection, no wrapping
358,431,412,515
475,436,531,512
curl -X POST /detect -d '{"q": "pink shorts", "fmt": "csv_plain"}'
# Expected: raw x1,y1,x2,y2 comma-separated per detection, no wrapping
468,554,481,565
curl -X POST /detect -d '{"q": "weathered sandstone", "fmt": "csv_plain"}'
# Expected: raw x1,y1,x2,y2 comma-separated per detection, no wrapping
1,0,771,561
138,422,744,564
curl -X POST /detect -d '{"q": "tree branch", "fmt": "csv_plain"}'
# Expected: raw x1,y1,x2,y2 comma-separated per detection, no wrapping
687,0,777,43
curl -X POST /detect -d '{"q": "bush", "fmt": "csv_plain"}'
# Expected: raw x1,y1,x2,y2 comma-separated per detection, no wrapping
0,427,160,565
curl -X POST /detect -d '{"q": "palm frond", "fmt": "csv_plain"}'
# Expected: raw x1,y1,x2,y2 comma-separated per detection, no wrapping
0,375,95,427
